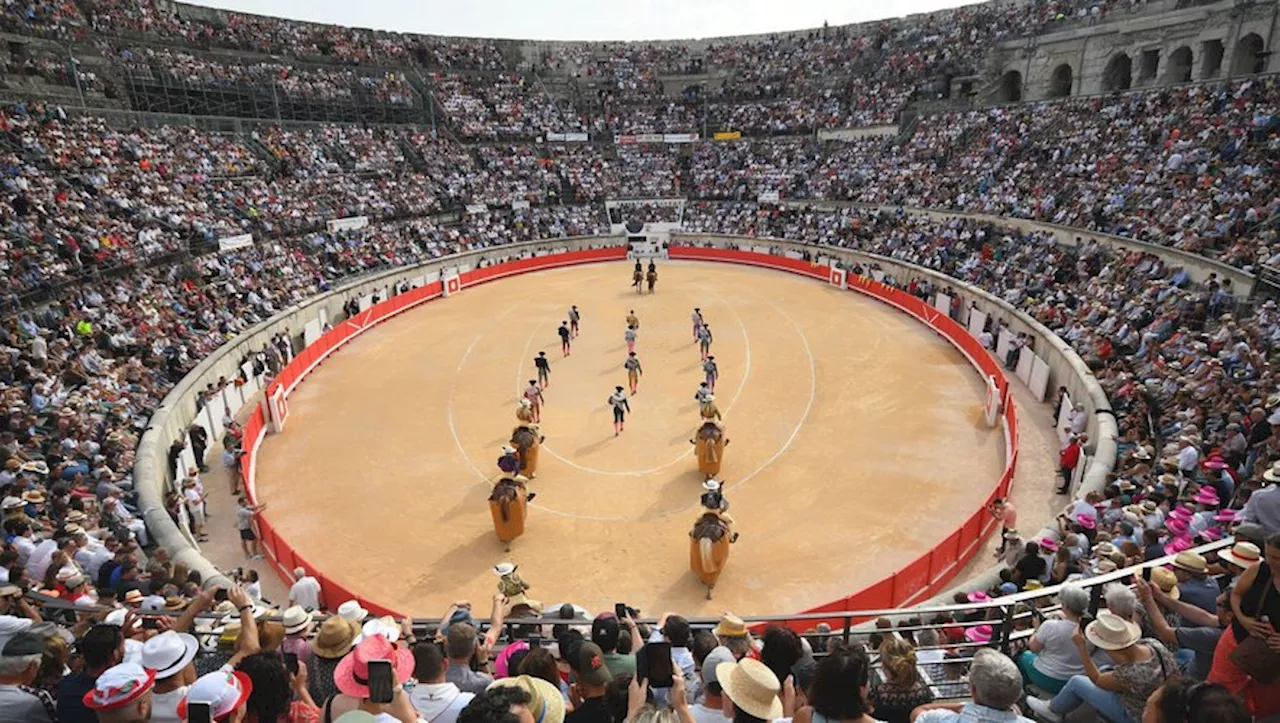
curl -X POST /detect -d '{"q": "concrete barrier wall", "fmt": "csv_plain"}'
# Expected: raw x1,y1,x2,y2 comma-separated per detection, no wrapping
135,237,623,587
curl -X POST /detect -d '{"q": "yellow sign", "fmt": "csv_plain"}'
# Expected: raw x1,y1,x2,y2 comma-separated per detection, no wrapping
712,131,741,141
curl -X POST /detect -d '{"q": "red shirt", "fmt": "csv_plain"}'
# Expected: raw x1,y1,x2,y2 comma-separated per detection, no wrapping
1060,442,1081,469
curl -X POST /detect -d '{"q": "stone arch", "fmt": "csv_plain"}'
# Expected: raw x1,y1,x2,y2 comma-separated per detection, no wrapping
1232,33,1266,75
1048,63,1073,98
1165,46,1193,84
1102,52,1133,92
998,70,1023,102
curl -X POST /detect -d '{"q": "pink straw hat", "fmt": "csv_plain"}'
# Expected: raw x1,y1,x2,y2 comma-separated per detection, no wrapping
964,624,993,643
1163,536,1193,556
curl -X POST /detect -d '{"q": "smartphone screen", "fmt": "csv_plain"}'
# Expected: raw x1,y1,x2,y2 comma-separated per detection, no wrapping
367,659,395,704
283,652,299,676
615,603,627,619
142,617,159,630
187,702,213,723
1142,567,1152,582
214,588,229,603
644,642,674,688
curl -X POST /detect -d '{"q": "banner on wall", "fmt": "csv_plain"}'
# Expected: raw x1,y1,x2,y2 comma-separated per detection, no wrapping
712,131,742,141
218,234,253,253
511,200,531,210
663,133,699,143
545,132,589,142
757,191,780,203
326,216,369,233
465,204,488,214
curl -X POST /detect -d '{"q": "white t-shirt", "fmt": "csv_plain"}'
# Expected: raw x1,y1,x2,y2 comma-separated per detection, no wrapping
1032,619,1087,680
149,686,189,723
691,703,731,723
290,576,322,611
410,682,474,723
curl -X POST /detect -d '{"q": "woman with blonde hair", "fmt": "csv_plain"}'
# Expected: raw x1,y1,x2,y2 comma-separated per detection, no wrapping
869,638,932,723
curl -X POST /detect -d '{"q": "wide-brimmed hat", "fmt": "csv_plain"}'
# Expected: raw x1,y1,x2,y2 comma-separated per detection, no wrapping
1193,489,1220,506
1172,504,1195,519
311,616,360,659
1264,462,1280,483
1150,567,1181,599
83,662,155,711
703,479,722,492
141,631,199,680
1171,551,1208,574
1141,500,1159,514
1202,458,1229,470
519,398,532,408
1085,611,1141,650
716,658,783,720
178,668,253,720
714,613,747,638
966,591,990,604
1038,538,1058,553
65,510,87,523
163,597,188,612
494,562,516,576
282,606,313,635
1076,514,1096,530
123,590,144,605
964,624,993,643
356,616,401,644
489,676,566,723
1094,559,1118,574
1166,518,1190,536
0,496,24,510
501,444,516,454
1094,542,1117,559
1219,542,1262,569
1163,536,1194,556
1116,480,1136,492
337,600,369,623
1214,509,1240,523
1132,447,1152,460
21,490,45,504
334,635,414,698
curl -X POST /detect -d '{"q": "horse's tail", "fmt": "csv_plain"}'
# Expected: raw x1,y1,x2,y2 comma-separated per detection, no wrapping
699,536,717,574
499,495,511,522
706,441,719,464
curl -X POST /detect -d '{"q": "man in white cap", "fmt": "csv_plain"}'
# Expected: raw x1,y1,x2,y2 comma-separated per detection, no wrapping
81,661,155,723
141,630,200,723
281,605,315,660
288,567,322,612
179,667,254,723
1242,461,1280,536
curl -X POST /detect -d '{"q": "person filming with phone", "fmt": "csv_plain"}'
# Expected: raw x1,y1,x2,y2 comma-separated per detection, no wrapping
317,617,422,723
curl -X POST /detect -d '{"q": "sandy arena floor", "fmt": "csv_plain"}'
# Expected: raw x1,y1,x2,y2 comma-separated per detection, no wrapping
253,261,1006,617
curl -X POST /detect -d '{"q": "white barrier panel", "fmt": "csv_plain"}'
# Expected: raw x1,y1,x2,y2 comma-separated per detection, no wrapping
967,309,988,339
870,269,885,283
1029,356,1051,402
995,330,1015,367
751,245,772,254
1016,346,1035,386
1056,394,1075,446
205,394,228,445
358,295,373,312
411,275,427,288
783,250,803,260
240,372,262,403
179,445,197,480
933,293,952,316
303,319,322,348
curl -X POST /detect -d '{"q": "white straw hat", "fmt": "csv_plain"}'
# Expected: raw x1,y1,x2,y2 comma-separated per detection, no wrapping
1084,611,1141,651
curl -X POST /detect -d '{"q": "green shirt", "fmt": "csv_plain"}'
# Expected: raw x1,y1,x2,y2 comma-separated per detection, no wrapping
602,652,636,678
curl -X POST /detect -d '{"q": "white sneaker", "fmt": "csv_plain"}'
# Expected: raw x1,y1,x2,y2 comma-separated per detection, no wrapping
1025,697,1062,723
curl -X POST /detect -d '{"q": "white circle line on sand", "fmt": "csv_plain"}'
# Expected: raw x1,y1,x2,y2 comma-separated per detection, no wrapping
526,288,753,477
714,297,817,501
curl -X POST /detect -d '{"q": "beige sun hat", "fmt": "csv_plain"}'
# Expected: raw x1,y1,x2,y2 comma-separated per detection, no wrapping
1085,611,1141,651
716,658,783,720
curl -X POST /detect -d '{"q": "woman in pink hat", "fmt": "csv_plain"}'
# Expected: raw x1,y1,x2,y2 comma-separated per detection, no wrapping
320,634,418,722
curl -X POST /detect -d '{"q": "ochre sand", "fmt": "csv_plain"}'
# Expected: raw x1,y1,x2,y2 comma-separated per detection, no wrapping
253,261,1008,617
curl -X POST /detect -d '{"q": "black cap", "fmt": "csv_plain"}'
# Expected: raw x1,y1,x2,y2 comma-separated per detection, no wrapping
591,615,620,648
